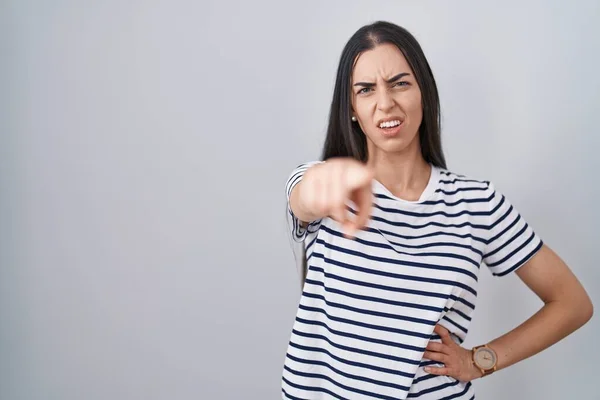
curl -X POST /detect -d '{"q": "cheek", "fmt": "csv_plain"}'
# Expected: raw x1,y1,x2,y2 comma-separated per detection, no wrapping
406,92,422,112
354,97,373,119
402,92,423,124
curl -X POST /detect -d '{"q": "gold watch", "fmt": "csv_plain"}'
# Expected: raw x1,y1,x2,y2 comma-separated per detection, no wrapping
471,344,497,377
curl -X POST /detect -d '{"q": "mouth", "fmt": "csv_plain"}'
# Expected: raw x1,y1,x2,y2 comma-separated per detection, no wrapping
377,118,403,137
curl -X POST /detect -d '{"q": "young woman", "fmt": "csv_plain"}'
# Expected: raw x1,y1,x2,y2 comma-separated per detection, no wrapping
281,21,593,399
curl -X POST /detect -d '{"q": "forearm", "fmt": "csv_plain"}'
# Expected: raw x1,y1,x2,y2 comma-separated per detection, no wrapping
290,183,321,225
488,296,592,371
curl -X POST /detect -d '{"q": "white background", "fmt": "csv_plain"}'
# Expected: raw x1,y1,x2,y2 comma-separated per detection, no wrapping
1,1,598,399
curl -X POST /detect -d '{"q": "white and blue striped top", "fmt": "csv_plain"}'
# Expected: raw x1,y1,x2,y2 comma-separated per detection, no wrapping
282,162,543,400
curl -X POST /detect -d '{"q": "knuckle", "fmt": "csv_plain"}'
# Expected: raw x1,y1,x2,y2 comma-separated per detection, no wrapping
317,200,329,215
307,191,319,208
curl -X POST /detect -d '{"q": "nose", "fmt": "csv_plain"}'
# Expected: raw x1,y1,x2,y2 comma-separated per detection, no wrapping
376,88,394,112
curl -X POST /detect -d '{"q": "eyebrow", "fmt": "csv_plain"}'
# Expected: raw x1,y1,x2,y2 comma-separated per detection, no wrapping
353,72,410,87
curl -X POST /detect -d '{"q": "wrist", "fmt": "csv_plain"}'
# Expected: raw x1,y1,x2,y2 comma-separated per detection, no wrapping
469,361,484,380
291,182,321,223
471,344,498,378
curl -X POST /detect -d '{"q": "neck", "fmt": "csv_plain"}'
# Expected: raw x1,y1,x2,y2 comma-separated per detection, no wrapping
366,141,432,201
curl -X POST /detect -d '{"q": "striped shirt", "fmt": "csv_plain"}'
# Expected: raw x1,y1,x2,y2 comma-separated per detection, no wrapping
282,162,543,400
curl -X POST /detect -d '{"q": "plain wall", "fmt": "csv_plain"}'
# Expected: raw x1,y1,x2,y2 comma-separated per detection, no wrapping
1,1,598,399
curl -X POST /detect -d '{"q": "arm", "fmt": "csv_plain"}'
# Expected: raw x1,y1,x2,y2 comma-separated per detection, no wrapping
288,158,374,236
289,179,322,226
486,244,593,371
425,244,593,381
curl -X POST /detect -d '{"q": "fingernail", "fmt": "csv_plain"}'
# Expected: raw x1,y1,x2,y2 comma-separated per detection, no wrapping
424,367,430,372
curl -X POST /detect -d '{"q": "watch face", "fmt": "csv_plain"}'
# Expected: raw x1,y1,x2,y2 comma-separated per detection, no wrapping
474,347,497,370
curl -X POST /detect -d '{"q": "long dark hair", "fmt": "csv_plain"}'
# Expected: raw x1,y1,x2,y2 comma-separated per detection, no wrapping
300,21,446,282
322,21,446,167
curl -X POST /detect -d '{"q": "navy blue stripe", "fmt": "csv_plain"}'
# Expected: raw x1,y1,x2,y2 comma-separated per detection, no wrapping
429,333,464,344
306,235,318,252
298,304,432,344
288,209,298,226
409,380,472,400
286,353,411,392
423,191,495,206
286,174,302,196
484,213,522,257
317,239,479,282
281,388,310,400
321,226,481,268
495,240,543,277
376,192,495,207
488,193,506,212
361,226,483,256
488,203,516,238
306,224,321,235
289,210,321,232
313,252,478,296
485,222,527,260
365,226,488,247
407,379,460,398
440,170,466,177
292,328,421,366
306,236,319,262
289,209,305,239
373,202,491,218
305,278,444,313
444,307,472,322
439,177,488,185
295,316,425,354
302,291,437,327
439,382,472,400
419,360,441,367
442,315,468,334
288,340,414,378
435,187,488,195
412,373,439,384
370,214,489,232
486,231,536,268
309,265,476,310
284,365,400,400
453,294,475,310
282,375,346,400
487,198,511,230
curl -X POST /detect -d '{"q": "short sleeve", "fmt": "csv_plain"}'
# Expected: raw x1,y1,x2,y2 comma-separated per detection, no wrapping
483,182,544,276
286,161,324,242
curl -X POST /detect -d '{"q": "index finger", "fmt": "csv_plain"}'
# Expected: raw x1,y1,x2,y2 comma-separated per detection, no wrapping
349,185,373,233
434,325,454,345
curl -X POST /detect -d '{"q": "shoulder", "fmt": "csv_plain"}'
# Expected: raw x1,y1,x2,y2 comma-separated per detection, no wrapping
432,168,505,210
285,161,324,196
436,167,492,192
287,161,324,177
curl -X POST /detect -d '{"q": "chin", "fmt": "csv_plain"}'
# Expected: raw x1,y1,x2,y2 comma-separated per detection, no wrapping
368,131,419,155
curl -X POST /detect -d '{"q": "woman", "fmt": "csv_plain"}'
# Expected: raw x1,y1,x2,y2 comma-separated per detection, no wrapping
282,21,593,399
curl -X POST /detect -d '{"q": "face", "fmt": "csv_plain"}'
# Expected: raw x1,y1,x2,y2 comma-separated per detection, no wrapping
351,43,423,158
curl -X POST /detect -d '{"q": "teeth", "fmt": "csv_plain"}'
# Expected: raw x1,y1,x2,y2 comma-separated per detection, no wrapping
379,120,401,128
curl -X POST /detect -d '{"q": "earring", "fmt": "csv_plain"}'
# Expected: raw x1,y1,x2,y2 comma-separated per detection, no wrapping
351,116,357,122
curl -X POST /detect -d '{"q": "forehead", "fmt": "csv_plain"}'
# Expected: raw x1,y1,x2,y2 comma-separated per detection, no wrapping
352,43,413,82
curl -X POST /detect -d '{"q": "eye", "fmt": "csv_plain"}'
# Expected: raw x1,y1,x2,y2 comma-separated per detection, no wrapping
358,87,372,95
394,81,410,88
